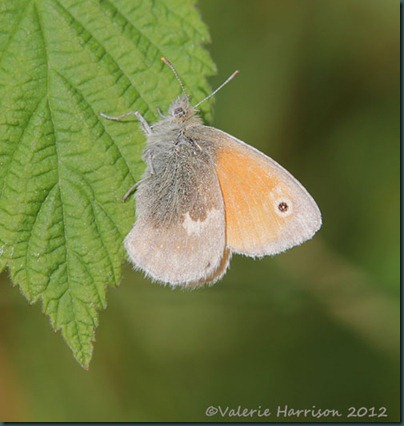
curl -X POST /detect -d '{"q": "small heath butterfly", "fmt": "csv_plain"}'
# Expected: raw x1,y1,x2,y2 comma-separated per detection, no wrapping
100,58,322,287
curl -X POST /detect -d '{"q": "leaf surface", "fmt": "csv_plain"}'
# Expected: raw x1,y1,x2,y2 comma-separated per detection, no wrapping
0,0,215,367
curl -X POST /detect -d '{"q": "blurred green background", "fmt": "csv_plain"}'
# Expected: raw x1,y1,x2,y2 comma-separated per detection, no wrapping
0,0,399,422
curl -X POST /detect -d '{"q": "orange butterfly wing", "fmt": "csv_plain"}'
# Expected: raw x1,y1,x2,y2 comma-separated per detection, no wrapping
206,128,322,256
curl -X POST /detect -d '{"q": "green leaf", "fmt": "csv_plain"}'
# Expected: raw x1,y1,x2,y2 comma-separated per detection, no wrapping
0,0,215,368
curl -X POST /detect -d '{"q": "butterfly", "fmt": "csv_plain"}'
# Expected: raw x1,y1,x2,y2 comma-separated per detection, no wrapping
100,58,321,287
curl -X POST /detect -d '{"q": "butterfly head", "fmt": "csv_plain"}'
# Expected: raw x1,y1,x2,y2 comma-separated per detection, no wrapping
168,95,200,125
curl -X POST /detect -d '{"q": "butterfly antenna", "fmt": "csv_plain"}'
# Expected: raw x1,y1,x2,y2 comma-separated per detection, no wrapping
161,57,186,94
194,70,239,108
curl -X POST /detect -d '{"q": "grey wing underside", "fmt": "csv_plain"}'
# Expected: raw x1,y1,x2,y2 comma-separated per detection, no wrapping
124,212,230,287
124,166,230,287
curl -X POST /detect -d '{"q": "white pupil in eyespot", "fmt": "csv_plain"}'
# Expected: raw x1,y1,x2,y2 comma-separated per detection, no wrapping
278,202,288,212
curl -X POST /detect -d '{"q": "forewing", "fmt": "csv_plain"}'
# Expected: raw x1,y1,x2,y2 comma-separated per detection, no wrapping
201,127,322,257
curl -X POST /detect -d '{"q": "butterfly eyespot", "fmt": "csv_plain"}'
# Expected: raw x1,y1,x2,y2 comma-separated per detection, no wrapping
174,107,185,117
274,197,293,217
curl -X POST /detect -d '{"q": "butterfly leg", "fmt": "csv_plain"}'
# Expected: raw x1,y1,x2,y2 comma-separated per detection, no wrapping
122,181,141,202
135,112,152,135
156,107,165,118
99,111,152,135
122,151,155,202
